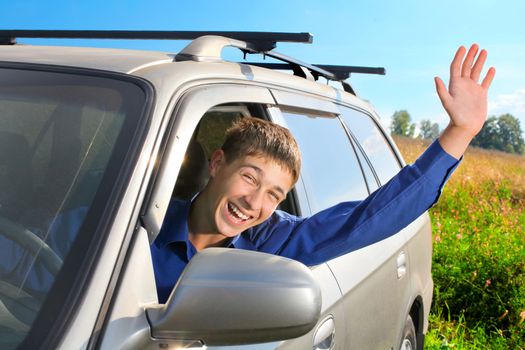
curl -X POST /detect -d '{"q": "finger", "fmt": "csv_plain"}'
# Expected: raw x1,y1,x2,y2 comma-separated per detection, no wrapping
435,77,452,108
481,67,496,89
450,46,466,78
471,49,487,82
461,44,479,77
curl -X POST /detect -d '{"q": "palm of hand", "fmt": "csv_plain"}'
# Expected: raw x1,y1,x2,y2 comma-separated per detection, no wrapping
435,45,496,137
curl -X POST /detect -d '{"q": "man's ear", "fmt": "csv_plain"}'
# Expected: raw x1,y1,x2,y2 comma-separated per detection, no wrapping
209,149,225,177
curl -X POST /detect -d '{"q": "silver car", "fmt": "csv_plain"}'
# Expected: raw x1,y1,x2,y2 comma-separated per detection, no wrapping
0,30,432,350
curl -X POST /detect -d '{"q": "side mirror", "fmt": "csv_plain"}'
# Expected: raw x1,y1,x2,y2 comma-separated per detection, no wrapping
146,248,321,346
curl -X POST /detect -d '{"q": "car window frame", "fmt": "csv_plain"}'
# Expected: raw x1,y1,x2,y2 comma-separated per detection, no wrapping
336,115,381,192
337,104,404,185
140,83,276,242
270,107,370,215
265,105,308,217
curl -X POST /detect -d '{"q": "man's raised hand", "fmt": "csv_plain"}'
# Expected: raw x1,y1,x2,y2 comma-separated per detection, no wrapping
436,44,496,158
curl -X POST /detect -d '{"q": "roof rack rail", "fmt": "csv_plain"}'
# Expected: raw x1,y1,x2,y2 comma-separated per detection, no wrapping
244,62,385,80
0,30,312,51
240,57,385,95
242,62,385,94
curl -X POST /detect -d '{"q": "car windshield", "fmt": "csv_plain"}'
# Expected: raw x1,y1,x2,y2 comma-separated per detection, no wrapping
0,67,148,349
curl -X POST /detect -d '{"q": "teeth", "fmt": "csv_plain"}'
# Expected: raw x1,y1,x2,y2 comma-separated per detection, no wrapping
229,202,250,221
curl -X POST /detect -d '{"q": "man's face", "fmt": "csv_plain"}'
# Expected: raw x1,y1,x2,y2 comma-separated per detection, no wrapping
205,150,294,238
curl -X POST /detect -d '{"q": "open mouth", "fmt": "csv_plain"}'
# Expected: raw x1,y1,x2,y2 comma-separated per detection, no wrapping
227,202,252,223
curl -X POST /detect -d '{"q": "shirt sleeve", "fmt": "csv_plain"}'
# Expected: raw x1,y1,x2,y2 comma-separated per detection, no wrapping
254,139,460,266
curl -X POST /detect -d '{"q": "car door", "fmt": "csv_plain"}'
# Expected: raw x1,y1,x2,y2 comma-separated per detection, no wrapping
266,98,348,350
328,105,417,349
338,106,433,346
270,90,412,349
96,83,344,350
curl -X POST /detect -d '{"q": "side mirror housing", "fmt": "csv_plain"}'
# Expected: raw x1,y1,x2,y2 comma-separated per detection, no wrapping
146,248,321,346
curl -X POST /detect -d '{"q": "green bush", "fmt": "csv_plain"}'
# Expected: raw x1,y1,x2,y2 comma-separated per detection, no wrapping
425,313,516,349
393,136,525,348
429,179,525,348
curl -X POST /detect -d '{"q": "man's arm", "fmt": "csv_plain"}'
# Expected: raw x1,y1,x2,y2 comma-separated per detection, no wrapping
252,44,495,265
435,44,496,159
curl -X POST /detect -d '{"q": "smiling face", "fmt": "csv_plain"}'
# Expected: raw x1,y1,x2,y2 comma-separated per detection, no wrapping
197,149,294,239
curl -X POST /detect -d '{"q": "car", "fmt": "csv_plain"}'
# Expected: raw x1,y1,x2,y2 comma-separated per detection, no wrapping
0,30,432,350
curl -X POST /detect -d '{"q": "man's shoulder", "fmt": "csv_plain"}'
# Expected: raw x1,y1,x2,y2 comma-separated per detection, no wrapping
153,197,192,247
246,209,303,237
161,197,191,227
167,197,191,211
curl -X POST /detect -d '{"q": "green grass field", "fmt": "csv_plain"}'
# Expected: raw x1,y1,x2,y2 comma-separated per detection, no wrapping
394,136,525,349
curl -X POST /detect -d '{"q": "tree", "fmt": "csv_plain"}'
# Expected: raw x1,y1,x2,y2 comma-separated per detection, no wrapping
419,119,440,140
472,116,498,150
472,114,524,154
391,110,415,137
498,113,525,154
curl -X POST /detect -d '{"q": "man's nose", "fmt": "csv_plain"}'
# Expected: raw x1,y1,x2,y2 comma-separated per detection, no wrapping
244,188,264,211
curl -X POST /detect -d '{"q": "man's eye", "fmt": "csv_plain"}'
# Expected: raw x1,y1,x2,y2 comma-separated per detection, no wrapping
243,174,256,184
269,192,280,202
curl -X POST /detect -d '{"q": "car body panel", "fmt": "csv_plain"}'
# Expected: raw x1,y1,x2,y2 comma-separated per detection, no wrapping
327,215,429,349
0,45,173,73
403,215,434,335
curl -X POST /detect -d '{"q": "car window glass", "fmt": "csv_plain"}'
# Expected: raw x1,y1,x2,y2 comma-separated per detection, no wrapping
339,107,401,184
353,140,380,193
0,67,146,349
281,110,368,214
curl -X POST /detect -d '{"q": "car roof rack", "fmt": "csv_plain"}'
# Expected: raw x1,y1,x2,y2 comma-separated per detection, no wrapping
174,36,386,94
0,30,385,95
0,30,312,51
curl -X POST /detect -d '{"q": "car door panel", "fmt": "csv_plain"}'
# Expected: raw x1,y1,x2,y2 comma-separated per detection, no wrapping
327,228,410,349
277,263,345,350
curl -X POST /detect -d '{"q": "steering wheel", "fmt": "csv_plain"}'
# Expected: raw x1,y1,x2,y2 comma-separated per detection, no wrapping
0,216,63,331
0,216,62,276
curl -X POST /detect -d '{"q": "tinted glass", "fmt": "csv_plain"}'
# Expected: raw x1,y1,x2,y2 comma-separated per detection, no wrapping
0,67,146,349
354,143,380,192
282,111,368,214
339,108,401,184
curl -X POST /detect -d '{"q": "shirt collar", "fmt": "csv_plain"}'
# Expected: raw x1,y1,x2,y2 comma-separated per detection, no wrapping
155,197,193,249
155,193,243,249
230,234,241,246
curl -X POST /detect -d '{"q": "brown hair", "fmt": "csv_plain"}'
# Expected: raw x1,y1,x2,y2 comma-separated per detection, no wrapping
221,117,302,185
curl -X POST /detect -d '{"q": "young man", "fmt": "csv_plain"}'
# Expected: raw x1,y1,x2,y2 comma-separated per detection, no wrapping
151,44,496,303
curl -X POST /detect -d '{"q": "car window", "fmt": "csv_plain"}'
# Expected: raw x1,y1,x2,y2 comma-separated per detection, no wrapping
0,67,148,349
339,107,401,184
352,138,380,193
281,110,368,214
172,104,250,200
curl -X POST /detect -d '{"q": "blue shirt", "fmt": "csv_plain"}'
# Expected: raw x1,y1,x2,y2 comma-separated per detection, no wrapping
151,140,460,303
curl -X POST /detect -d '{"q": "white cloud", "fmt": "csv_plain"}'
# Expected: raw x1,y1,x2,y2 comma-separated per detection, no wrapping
489,88,525,116
489,88,525,133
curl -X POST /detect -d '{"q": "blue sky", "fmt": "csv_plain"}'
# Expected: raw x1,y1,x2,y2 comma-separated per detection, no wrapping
2,0,524,135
